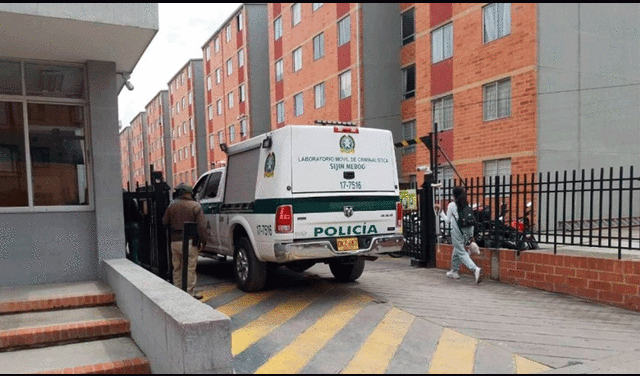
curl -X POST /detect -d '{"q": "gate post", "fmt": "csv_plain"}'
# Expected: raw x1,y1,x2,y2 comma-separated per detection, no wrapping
412,172,437,267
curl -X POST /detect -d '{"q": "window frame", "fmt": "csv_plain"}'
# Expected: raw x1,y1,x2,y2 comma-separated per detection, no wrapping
292,3,301,26
483,78,511,121
229,124,236,142
239,84,246,103
401,120,417,155
401,7,415,46
312,3,323,11
215,68,221,84
313,32,325,60
432,94,454,131
276,101,285,123
226,58,233,76
314,82,325,109
402,64,416,100
483,158,512,196
237,13,243,31
483,3,511,44
217,99,222,115
293,47,303,72
431,22,453,64
238,48,244,68
275,59,284,82
226,24,232,42
339,70,352,99
274,17,283,41
227,91,234,109
338,15,351,46
293,92,304,117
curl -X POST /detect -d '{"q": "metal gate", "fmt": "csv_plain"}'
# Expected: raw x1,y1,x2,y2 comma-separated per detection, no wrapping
123,167,172,281
400,174,437,267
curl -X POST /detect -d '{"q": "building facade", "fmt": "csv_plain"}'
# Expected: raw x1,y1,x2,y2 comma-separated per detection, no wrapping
167,59,207,186
0,3,158,286
130,112,149,187
145,90,173,187
201,3,271,170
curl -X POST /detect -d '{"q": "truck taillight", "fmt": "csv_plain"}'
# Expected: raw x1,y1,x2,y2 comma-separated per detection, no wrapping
275,205,293,233
333,126,359,134
396,202,403,229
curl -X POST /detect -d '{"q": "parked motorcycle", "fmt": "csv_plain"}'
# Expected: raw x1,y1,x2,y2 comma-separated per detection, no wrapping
509,201,539,250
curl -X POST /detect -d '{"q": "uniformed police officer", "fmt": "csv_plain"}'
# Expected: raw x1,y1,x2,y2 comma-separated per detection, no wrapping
162,183,209,299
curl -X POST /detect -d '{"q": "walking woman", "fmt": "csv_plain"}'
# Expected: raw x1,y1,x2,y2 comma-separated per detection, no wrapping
435,186,483,283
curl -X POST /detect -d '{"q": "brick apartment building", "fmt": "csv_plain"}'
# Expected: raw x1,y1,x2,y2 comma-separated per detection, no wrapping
167,59,207,186
120,125,133,189
201,3,271,170
145,90,174,187
267,3,403,176
401,3,640,188
129,112,148,187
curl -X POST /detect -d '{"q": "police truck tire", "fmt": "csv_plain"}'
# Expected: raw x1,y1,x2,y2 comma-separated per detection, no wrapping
329,257,365,282
234,237,267,292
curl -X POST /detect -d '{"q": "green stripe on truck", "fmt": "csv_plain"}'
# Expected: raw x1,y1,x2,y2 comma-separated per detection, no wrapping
202,196,399,215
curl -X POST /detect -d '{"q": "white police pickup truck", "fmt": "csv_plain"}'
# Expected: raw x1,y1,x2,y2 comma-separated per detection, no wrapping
192,124,404,291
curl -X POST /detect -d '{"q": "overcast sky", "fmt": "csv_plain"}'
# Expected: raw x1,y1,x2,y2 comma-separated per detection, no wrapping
117,3,240,128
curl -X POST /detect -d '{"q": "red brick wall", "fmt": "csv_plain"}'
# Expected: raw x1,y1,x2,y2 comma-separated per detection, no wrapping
437,244,640,312
169,62,198,186
145,93,166,180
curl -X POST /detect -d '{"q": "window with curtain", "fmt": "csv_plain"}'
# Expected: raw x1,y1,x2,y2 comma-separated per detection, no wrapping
483,3,511,43
238,49,244,68
239,84,246,103
228,92,234,109
313,33,325,60
276,101,285,123
293,47,302,72
312,3,323,11
338,16,351,46
275,59,283,82
292,3,301,26
339,70,351,99
315,82,325,108
216,68,221,84
229,125,236,142
483,78,511,120
274,17,283,40
432,23,453,63
226,58,233,76
294,93,304,116
432,95,453,131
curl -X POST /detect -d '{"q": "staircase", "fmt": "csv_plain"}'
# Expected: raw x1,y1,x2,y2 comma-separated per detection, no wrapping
0,281,150,374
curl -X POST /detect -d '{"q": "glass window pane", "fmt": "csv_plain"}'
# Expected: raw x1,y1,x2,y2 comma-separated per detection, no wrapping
25,63,85,99
444,96,453,130
443,24,453,59
338,16,350,46
401,8,415,45
484,84,497,120
497,79,511,118
0,101,28,207
483,4,497,42
27,104,87,206
432,28,443,63
0,61,22,95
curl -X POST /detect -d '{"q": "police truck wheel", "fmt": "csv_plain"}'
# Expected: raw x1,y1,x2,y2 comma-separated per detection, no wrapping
329,257,365,282
234,237,267,292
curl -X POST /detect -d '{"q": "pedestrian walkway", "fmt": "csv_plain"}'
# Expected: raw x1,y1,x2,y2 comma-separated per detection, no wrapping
196,256,640,374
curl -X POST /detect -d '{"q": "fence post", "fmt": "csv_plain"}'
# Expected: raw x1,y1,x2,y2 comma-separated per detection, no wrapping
493,175,500,249
181,222,197,292
414,172,436,267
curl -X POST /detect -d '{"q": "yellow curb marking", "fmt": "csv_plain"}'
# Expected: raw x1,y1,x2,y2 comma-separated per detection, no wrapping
231,287,327,356
199,283,236,303
255,292,372,374
341,307,415,374
216,290,276,317
428,328,478,374
515,354,552,374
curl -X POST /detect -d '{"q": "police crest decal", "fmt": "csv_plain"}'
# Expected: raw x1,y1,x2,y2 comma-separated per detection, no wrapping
339,135,355,154
264,152,276,177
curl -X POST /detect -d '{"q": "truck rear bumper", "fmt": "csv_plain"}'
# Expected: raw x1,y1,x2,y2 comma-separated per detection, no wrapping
273,235,404,263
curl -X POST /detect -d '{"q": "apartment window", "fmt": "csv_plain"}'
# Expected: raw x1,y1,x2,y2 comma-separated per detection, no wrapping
182,97,186,111
207,76,211,91
215,68,221,84
239,84,246,103
208,105,213,120
180,73,184,86
314,82,325,108
292,3,301,26
177,126,181,138
338,16,350,46
209,134,215,149
226,24,232,42
432,23,453,63
206,46,211,60
188,65,192,78
432,95,454,131
238,49,244,68
217,99,222,115
176,101,180,114
240,119,248,136
313,33,325,60
483,78,511,120
276,101,285,123
183,122,188,134
293,92,304,116
401,120,416,155
179,149,182,161
339,70,351,99
274,17,283,41
190,117,194,130
483,3,511,43
218,130,225,144
275,59,284,82
228,92,234,108
188,92,193,105
229,125,236,142
312,3,323,11
214,36,220,53
226,58,233,76
402,65,415,100
401,8,415,46
484,158,511,195
293,47,302,72
191,143,195,157
237,13,243,31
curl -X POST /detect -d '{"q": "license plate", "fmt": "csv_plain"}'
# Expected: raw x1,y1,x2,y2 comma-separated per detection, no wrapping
336,237,359,252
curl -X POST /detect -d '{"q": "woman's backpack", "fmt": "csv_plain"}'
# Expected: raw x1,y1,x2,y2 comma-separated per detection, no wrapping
457,205,476,229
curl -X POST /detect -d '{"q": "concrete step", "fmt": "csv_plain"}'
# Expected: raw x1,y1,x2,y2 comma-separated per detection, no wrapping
0,281,114,314
0,306,130,351
0,337,150,374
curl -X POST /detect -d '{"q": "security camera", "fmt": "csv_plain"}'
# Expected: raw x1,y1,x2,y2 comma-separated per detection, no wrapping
124,80,134,91
120,72,134,91
417,165,431,173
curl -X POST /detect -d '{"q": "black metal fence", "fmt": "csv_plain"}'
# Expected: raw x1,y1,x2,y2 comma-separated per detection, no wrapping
432,166,640,259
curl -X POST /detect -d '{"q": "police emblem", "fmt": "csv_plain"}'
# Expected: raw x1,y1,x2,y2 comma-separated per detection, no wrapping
264,152,276,177
339,135,355,154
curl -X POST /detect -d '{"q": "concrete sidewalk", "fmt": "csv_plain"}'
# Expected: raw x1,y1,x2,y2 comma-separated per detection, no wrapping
309,256,640,373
